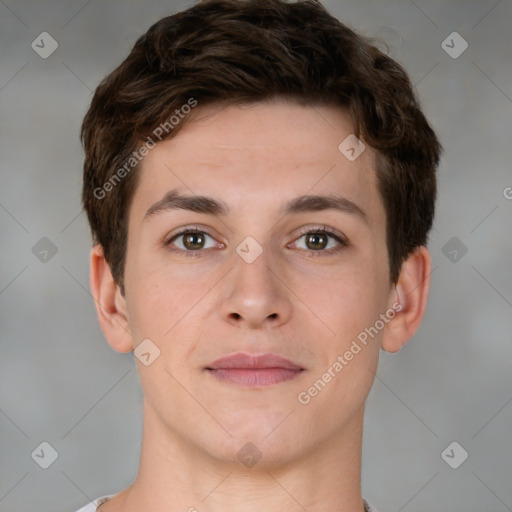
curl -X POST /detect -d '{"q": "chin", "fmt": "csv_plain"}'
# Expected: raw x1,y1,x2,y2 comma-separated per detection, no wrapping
207,423,306,470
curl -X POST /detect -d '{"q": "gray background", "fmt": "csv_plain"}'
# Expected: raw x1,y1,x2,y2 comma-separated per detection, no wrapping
1,0,511,511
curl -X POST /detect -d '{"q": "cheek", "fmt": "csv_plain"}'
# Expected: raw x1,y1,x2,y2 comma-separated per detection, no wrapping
294,257,389,343
125,260,220,350
294,264,386,420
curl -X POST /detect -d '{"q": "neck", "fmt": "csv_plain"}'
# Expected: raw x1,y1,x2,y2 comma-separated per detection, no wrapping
110,400,367,512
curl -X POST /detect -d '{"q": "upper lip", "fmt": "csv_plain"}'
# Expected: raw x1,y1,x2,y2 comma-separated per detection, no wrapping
206,352,303,370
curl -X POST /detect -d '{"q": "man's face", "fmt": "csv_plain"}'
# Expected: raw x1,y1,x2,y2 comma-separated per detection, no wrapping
122,100,395,466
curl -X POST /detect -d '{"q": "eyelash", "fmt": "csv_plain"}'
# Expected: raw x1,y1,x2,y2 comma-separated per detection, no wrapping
164,225,347,258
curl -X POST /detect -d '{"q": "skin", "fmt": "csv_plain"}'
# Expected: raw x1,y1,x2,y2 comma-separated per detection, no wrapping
90,99,431,512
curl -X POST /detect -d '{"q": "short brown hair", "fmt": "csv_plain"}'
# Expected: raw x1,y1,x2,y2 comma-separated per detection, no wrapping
81,0,442,290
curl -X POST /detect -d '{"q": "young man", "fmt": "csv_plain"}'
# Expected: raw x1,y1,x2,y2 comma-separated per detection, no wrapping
77,0,441,510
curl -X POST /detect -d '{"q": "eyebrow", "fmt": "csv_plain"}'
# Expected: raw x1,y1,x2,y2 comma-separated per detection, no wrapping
144,188,368,224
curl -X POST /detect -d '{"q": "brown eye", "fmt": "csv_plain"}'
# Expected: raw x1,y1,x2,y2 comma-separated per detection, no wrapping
290,228,347,256
305,232,329,250
182,232,206,250
166,229,217,253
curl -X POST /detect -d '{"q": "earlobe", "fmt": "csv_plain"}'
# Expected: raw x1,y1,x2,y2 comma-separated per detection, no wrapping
89,245,133,353
381,246,432,353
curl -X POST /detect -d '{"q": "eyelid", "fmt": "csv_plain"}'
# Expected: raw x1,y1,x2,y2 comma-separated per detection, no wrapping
293,224,347,243
164,225,223,246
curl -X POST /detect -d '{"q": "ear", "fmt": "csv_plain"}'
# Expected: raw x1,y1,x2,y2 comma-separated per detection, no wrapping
89,244,133,353
381,246,432,353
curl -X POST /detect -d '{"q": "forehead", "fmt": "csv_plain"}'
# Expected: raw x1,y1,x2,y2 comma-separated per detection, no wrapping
130,100,383,224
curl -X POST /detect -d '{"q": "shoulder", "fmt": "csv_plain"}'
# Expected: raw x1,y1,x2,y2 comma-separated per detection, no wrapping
75,495,377,512
363,498,379,512
74,495,116,512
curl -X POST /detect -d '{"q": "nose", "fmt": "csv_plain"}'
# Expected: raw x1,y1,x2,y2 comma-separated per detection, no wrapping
220,246,292,329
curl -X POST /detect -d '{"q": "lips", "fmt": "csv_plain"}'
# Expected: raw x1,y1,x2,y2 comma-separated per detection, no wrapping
206,352,304,387
206,352,303,371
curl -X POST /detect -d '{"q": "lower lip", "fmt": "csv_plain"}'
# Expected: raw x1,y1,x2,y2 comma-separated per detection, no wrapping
207,368,303,386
